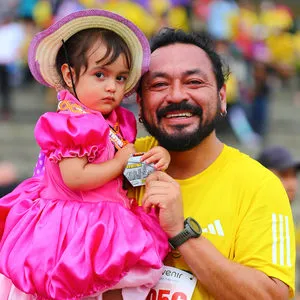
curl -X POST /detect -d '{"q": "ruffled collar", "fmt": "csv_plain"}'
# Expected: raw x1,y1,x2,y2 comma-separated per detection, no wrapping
57,89,119,129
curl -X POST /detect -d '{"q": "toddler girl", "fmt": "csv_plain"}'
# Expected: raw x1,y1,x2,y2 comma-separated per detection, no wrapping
0,9,169,300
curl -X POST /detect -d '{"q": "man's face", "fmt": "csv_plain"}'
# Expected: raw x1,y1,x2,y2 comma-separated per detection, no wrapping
271,168,298,203
140,43,226,151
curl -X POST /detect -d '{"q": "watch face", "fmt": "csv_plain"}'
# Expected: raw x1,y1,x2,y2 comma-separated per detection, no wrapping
187,217,201,235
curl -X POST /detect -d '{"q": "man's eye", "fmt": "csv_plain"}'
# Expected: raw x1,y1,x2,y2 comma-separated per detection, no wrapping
152,82,167,88
95,72,104,78
188,80,202,85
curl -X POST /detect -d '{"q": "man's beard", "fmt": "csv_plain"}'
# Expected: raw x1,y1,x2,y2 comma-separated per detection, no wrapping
141,101,221,151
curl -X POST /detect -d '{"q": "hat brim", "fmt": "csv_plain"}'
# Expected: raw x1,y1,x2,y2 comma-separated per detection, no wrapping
28,9,150,95
273,161,300,172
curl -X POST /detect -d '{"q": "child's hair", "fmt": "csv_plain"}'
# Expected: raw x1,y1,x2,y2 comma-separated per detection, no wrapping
55,28,132,88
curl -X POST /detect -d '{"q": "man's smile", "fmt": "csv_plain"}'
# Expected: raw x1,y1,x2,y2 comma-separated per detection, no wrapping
165,112,193,118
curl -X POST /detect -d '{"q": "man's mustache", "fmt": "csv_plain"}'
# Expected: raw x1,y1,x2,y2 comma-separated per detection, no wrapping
157,102,203,120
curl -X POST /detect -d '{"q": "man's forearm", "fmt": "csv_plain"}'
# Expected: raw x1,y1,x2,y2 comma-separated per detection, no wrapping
178,236,289,300
103,290,123,299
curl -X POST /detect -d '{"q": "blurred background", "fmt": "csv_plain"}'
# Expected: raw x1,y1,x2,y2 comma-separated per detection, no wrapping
0,0,300,296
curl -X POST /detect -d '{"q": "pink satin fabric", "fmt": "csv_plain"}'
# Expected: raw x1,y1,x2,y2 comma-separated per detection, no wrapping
0,91,169,299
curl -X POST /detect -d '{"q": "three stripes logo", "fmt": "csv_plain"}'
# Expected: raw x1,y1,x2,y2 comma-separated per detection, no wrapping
202,220,224,236
272,213,292,266
202,216,292,268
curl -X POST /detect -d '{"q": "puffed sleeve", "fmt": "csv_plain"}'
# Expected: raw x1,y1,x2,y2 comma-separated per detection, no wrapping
34,112,109,163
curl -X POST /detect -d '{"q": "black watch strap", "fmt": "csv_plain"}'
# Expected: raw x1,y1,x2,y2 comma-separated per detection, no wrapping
168,217,202,249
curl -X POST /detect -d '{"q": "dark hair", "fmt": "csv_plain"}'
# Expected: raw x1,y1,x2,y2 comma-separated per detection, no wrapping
149,28,229,90
56,28,132,88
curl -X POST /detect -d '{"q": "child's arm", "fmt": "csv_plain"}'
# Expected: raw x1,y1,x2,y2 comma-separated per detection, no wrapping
140,146,170,171
59,143,136,191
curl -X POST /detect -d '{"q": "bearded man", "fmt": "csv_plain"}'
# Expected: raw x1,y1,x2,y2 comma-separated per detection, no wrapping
130,28,295,300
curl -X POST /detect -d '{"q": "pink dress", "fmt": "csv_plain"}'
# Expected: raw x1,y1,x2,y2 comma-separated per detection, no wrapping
0,90,169,299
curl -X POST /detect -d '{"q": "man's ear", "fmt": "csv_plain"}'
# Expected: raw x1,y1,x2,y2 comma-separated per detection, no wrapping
61,63,75,88
219,84,227,113
135,93,144,123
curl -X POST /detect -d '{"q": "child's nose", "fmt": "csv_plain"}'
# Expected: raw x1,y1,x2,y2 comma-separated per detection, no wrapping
105,78,117,93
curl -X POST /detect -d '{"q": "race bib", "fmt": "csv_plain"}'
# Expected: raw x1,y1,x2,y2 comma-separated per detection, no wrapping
147,266,197,300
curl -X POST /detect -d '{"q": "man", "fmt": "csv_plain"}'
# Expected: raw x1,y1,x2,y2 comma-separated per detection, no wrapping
130,28,295,299
257,145,300,203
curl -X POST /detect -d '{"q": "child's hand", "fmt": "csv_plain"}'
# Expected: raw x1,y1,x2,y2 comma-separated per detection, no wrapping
141,146,170,171
115,143,136,168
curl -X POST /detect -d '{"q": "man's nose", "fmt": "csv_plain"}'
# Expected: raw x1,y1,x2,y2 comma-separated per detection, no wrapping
167,82,188,103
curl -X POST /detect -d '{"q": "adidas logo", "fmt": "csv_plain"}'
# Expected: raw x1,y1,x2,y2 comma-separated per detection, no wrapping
202,220,224,236
271,213,292,266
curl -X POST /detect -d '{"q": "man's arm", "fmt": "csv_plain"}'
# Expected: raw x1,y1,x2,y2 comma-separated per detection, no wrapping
142,171,291,300
179,235,288,299
103,290,123,299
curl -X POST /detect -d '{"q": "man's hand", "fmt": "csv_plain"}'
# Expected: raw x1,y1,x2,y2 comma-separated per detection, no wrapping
142,171,184,237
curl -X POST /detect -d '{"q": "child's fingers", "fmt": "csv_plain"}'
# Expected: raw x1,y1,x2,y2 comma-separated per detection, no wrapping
140,149,157,162
144,153,162,165
155,164,164,171
155,160,168,171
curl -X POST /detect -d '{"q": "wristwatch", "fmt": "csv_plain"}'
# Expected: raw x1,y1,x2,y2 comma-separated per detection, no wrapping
168,217,202,250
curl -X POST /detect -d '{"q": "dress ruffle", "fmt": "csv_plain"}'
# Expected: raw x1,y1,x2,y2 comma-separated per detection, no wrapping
0,177,41,238
49,145,101,163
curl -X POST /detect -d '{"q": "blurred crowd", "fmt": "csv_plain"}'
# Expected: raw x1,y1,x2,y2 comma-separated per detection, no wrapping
0,2,300,178
191,0,300,145
1,0,300,139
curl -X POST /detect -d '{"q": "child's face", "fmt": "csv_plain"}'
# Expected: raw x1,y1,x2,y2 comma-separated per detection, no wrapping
74,41,130,115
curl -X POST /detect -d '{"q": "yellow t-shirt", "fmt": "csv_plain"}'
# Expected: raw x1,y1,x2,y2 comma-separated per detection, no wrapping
131,137,295,299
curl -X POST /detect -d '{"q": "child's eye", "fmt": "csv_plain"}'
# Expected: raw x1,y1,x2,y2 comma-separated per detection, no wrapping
95,72,104,78
117,75,127,82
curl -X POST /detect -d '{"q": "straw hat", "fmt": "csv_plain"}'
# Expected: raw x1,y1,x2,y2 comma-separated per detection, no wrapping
28,9,150,95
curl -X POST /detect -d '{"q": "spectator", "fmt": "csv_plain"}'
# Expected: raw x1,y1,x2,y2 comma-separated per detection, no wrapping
206,0,238,41
0,15,25,119
249,60,271,138
257,145,300,203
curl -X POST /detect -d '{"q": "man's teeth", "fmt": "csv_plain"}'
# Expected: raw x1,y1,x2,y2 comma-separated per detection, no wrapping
165,112,193,118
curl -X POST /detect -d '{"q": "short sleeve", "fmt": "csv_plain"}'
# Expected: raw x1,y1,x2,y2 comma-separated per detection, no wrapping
34,112,110,163
234,174,295,297
134,136,158,153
